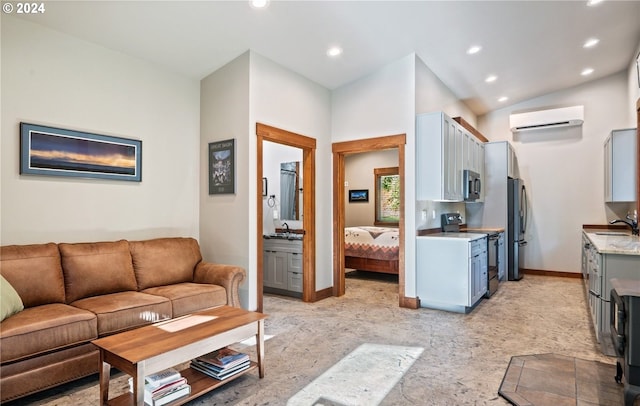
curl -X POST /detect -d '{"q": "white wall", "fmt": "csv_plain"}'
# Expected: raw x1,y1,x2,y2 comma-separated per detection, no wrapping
332,54,417,297
251,53,333,296
200,52,251,307
1,16,200,245
201,51,331,310
344,149,399,227
478,72,630,273
415,56,476,124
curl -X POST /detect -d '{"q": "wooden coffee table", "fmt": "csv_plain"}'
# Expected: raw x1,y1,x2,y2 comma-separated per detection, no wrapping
92,305,267,406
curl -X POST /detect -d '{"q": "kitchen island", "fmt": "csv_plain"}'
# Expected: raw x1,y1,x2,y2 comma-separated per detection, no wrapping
416,232,488,313
582,228,640,354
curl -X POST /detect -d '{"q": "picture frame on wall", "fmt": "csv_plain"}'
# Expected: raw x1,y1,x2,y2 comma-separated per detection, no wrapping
19,122,142,182
209,139,235,194
348,189,369,202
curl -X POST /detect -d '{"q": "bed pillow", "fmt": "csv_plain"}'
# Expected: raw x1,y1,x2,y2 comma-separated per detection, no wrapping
1,274,24,322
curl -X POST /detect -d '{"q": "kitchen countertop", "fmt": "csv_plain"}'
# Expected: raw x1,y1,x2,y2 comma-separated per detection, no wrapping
583,230,640,256
462,227,505,234
417,232,487,241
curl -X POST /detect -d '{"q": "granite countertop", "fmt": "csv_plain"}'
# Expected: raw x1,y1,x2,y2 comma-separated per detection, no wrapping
417,232,487,241
462,227,505,233
583,229,640,256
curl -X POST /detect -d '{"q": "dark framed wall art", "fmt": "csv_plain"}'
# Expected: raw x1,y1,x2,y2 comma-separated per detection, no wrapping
20,122,142,182
348,189,369,202
209,139,235,194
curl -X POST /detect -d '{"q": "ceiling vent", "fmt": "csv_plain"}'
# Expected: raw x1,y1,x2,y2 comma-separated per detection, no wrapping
509,106,584,132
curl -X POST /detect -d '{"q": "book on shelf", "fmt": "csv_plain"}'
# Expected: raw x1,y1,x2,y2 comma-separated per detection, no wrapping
143,367,182,389
190,358,251,380
195,347,250,368
128,368,190,406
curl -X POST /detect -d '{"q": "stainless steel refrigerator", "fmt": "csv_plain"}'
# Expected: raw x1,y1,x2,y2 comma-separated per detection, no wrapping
507,178,528,280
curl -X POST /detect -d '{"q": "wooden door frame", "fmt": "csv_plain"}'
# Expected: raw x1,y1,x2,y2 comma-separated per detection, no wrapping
256,123,317,313
636,98,639,218
332,134,417,308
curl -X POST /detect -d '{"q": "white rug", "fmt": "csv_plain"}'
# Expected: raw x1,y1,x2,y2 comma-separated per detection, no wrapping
287,343,424,406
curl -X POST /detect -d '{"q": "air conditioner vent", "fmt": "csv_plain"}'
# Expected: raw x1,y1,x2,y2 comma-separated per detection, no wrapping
510,106,584,132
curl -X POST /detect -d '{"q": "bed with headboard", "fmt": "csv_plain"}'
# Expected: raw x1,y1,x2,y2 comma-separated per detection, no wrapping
344,226,399,274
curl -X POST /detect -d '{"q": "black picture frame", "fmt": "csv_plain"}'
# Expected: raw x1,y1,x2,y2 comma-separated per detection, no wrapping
20,122,142,182
349,189,369,202
209,139,235,195
262,177,268,197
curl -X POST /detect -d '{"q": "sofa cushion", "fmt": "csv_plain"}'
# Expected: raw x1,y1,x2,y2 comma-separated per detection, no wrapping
142,283,227,318
59,240,138,303
71,291,172,336
130,238,202,290
0,303,97,364
1,275,24,322
0,243,66,307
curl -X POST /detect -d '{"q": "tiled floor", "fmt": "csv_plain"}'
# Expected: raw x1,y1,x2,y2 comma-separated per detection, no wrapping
8,273,620,405
499,353,622,405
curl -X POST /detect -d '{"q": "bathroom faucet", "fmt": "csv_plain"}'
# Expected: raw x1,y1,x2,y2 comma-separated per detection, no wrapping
610,214,639,236
282,222,290,234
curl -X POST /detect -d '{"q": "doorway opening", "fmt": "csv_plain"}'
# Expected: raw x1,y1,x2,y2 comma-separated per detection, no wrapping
256,123,316,313
332,134,417,308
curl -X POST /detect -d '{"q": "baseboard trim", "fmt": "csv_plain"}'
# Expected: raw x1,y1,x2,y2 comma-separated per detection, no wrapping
400,295,419,309
523,268,583,279
313,287,333,302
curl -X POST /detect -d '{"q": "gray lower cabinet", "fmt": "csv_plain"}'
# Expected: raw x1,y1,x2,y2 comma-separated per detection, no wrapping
263,238,303,298
582,232,640,354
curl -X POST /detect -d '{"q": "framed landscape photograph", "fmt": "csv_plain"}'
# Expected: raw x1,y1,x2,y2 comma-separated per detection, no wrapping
209,139,235,194
349,189,369,202
20,123,142,182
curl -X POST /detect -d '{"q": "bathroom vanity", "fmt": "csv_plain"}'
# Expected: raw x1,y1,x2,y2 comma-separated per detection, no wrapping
263,235,303,298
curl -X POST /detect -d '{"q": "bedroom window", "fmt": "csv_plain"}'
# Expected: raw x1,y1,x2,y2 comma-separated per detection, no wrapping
374,167,400,226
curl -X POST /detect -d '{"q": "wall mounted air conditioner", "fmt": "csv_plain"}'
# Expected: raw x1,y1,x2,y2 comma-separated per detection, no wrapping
509,105,584,132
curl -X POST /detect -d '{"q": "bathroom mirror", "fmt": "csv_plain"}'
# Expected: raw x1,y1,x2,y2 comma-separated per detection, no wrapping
280,161,301,220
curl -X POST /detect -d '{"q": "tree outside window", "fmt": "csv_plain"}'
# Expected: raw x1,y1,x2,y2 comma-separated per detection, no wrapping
375,167,400,226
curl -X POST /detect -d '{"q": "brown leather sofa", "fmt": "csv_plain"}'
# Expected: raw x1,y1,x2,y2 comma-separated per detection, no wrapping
0,237,246,403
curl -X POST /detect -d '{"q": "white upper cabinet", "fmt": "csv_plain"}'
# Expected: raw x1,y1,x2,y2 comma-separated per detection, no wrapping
416,112,485,202
604,128,637,203
417,112,463,201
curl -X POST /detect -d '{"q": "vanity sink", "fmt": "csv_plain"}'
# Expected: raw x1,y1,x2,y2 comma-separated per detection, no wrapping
595,232,630,236
264,233,303,240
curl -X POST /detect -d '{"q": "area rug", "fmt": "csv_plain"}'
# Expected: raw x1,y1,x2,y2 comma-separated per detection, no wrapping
499,353,623,406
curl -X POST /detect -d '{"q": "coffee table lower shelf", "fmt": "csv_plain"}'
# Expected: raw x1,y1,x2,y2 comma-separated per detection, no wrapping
106,362,258,406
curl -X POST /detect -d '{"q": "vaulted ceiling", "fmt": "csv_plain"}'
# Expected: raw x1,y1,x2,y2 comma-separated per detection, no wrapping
13,0,640,115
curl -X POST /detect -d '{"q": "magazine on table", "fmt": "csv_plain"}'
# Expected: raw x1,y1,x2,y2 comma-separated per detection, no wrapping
196,348,250,368
190,359,251,380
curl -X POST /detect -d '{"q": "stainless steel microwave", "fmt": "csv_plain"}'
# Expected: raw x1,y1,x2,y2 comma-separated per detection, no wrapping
463,169,481,201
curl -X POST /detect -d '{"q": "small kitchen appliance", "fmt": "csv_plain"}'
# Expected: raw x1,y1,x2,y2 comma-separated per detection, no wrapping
463,170,481,202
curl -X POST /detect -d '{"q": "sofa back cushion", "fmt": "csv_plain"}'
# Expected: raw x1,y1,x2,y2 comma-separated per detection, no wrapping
130,237,201,290
0,243,66,307
59,240,138,303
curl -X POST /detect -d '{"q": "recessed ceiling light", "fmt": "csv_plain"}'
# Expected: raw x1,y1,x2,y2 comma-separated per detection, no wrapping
583,38,600,48
498,96,509,102
485,75,498,83
467,45,482,55
581,67,594,76
587,0,604,6
250,0,269,9
327,46,343,57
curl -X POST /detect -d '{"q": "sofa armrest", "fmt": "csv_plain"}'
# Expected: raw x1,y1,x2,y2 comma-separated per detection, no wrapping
193,263,246,308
